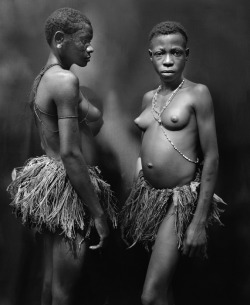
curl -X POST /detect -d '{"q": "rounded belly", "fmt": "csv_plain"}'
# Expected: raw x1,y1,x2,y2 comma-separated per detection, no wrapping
141,126,198,189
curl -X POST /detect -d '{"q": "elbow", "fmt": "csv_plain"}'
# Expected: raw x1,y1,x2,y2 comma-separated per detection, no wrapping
204,152,219,171
213,155,219,174
212,153,219,169
60,148,82,164
214,152,219,168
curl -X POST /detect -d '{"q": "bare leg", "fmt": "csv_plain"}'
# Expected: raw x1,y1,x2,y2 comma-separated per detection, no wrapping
141,204,180,305
41,233,88,305
51,234,88,305
41,234,53,305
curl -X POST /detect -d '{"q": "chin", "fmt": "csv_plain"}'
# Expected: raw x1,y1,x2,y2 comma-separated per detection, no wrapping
161,73,179,81
160,75,174,81
77,62,88,68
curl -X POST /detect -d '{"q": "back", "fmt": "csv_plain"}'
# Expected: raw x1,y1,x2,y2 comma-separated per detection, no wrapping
31,64,101,164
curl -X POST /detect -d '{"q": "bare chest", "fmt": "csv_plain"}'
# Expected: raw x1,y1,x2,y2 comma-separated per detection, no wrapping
78,93,101,123
135,98,193,132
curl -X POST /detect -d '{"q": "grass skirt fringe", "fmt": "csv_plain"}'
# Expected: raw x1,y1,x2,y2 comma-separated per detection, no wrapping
121,170,225,253
7,156,117,241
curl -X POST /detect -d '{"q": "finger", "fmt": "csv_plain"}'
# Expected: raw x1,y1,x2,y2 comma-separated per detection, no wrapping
89,237,105,250
89,240,103,250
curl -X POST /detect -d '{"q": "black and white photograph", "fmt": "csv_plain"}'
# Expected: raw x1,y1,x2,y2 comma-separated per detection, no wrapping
0,0,249,304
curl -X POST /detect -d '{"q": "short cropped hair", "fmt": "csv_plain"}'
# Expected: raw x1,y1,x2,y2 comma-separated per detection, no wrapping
44,7,92,45
149,21,188,46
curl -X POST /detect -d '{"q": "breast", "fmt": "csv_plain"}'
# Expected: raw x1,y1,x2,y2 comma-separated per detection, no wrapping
160,105,192,131
134,108,154,131
79,99,102,123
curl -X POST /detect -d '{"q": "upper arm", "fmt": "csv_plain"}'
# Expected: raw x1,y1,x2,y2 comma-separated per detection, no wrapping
52,73,81,156
141,91,153,111
194,85,218,159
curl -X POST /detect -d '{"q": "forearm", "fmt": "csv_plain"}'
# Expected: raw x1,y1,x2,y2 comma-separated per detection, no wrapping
62,152,104,218
192,155,219,225
134,157,142,179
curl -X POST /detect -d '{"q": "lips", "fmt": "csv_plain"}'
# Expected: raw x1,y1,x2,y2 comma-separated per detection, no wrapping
161,70,174,73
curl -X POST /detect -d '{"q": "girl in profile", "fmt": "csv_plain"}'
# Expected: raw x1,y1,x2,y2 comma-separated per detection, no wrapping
7,7,116,305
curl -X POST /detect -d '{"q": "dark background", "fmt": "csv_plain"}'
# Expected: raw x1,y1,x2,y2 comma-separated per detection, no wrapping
0,0,249,304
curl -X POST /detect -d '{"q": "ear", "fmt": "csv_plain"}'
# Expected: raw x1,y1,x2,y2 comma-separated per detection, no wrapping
185,48,190,60
148,49,153,61
54,31,65,48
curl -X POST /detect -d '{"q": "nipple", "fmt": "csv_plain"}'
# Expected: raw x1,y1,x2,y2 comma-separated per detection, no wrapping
147,162,153,168
134,117,140,125
171,115,178,123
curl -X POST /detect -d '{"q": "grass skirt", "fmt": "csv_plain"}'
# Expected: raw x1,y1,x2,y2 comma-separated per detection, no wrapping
121,170,225,253
7,156,117,241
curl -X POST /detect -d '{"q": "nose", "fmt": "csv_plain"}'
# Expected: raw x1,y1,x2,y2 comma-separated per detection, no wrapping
86,44,94,54
163,53,173,66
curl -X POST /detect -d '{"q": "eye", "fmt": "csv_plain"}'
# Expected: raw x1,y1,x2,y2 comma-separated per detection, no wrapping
78,38,92,52
172,49,183,57
76,33,91,45
78,39,87,47
154,51,164,57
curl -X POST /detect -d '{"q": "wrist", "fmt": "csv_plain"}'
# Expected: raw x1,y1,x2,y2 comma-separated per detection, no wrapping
191,218,207,228
93,211,105,219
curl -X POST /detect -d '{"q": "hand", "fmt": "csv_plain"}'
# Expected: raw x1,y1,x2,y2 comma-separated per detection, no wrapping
182,223,207,258
89,215,110,250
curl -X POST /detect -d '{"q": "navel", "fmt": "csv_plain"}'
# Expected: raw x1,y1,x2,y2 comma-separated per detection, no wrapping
147,162,153,168
171,115,178,123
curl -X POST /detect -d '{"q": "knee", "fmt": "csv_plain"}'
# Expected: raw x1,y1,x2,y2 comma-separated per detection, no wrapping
41,281,52,305
52,285,70,305
141,290,157,305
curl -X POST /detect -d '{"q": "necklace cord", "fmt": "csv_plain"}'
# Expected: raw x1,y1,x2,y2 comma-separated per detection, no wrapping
151,80,199,164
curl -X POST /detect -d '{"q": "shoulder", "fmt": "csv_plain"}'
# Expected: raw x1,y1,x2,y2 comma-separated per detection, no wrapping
192,83,211,98
45,69,79,103
185,81,213,110
141,89,156,110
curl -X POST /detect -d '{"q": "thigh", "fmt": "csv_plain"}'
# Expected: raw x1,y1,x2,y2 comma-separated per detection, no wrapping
143,204,180,292
43,233,54,284
52,233,88,292
41,233,54,305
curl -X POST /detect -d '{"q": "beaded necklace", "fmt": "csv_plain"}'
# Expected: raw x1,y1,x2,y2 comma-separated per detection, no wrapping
151,80,199,164
152,79,184,124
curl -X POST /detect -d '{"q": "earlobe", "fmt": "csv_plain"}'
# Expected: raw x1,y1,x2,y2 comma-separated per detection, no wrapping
54,31,65,48
148,49,152,61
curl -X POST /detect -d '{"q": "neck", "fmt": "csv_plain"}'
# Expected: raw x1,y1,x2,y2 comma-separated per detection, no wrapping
46,52,67,70
160,76,184,92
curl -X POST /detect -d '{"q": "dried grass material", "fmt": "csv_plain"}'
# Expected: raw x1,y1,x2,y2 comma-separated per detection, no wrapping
121,170,225,253
7,156,117,241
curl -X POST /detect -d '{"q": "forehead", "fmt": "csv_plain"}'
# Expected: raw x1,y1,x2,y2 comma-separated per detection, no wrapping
75,23,93,39
150,33,186,49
